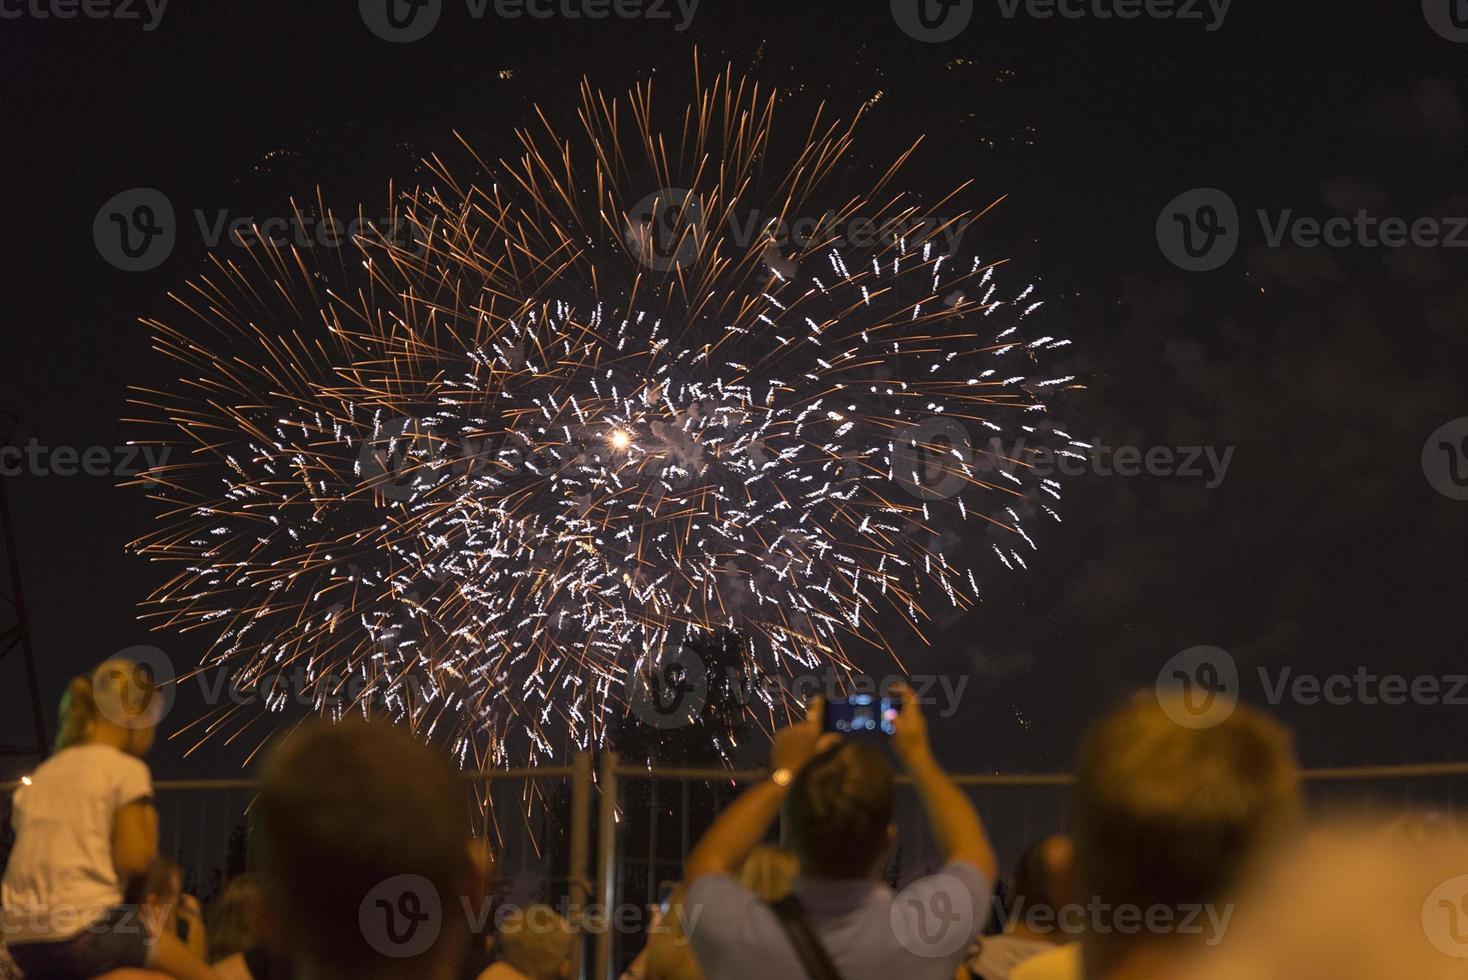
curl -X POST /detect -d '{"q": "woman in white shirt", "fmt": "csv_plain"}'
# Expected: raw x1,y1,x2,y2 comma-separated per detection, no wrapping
1,658,219,979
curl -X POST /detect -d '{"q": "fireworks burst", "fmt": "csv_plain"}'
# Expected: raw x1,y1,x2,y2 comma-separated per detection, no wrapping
128,65,1083,768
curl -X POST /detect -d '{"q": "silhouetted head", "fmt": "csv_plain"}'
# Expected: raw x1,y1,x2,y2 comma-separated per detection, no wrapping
55,659,161,757
256,718,470,980
1072,693,1301,916
787,742,895,880
1009,834,1074,922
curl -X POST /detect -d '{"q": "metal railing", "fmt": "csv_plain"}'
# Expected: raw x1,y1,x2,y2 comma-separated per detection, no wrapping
2,760,596,977
7,758,1468,979
588,759,1468,979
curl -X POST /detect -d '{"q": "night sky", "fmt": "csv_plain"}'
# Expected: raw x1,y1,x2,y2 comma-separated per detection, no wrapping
2,1,1466,783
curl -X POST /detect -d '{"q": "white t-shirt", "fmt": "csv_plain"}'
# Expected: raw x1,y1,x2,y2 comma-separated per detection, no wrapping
2,744,153,943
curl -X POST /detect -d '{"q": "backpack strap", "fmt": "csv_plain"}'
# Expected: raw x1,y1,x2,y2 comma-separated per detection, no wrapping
769,895,844,980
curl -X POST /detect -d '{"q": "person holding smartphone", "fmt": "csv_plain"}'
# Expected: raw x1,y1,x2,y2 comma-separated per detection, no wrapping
684,683,997,980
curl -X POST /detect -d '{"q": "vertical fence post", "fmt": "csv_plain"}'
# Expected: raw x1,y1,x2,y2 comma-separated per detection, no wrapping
568,752,593,980
593,751,620,980
647,779,659,909
680,781,690,863
196,794,207,894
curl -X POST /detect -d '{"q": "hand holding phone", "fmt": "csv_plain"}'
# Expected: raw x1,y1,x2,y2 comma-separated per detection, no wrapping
821,692,901,737
888,681,932,768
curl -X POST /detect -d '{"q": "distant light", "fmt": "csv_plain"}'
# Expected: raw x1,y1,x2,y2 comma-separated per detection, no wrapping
610,430,631,451
20,775,32,786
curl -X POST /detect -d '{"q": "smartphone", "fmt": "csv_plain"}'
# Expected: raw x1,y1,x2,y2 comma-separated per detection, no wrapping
822,693,900,736
656,881,677,915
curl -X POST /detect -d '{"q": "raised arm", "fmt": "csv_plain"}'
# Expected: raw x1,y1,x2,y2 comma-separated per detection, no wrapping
891,683,998,881
685,700,825,884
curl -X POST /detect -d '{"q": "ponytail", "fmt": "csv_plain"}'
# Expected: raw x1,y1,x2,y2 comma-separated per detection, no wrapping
54,675,98,751
54,658,159,751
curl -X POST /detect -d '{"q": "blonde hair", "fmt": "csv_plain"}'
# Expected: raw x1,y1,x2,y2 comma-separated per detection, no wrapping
1182,824,1468,979
55,659,160,751
1072,691,1302,912
738,845,797,902
498,905,575,980
206,872,265,963
55,675,99,751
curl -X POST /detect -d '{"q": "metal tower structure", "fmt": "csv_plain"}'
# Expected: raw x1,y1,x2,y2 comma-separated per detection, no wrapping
0,410,48,763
